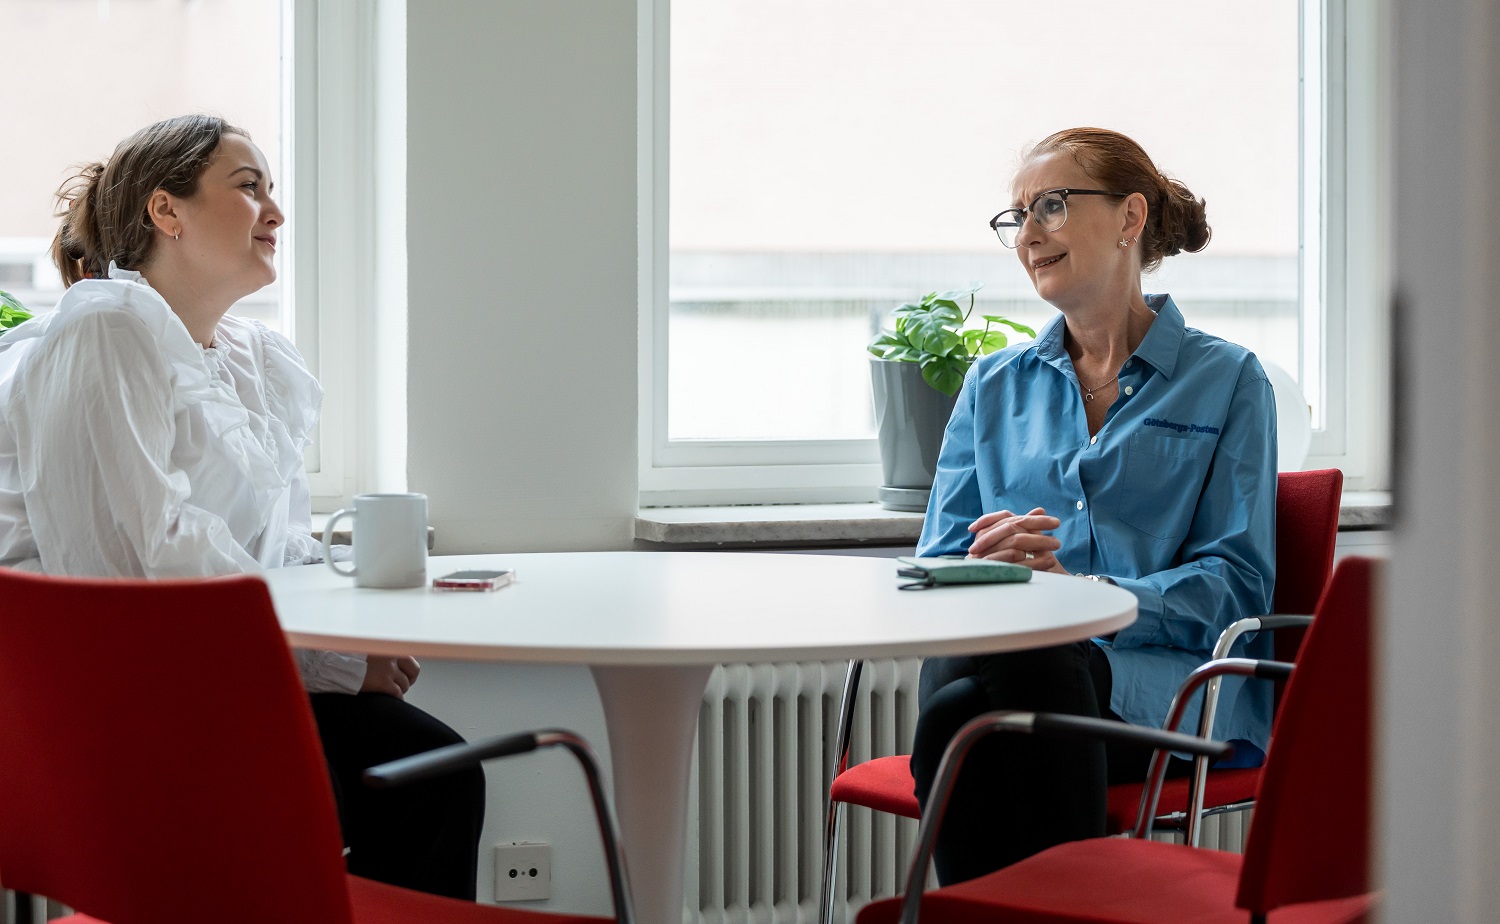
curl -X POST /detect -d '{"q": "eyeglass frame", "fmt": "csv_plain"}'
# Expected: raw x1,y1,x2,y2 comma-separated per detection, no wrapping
988,188,1130,248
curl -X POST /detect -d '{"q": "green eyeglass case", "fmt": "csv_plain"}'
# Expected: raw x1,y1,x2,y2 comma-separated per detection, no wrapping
895,556,1033,586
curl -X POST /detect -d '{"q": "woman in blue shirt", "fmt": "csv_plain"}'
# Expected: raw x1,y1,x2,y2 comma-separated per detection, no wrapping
911,128,1277,884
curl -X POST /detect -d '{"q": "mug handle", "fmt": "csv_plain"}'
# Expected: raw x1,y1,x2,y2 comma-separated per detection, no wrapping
322,508,357,578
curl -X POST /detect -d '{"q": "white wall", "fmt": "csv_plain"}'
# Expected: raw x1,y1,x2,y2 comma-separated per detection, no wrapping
1384,0,1500,920
404,660,614,913
406,0,639,556
402,2,641,913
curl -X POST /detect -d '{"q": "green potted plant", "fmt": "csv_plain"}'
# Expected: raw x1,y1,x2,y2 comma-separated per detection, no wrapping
867,283,1033,511
0,290,32,333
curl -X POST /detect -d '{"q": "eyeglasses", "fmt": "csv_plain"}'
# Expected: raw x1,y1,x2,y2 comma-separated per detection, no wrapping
989,188,1128,248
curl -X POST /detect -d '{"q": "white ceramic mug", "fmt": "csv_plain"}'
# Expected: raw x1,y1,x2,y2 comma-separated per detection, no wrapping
322,493,428,589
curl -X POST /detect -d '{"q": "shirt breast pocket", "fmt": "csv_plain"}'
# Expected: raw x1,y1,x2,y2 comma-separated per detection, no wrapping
1116,433,1215,541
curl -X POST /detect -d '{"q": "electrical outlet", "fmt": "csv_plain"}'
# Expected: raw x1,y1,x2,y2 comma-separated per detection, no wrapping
494,842,552,901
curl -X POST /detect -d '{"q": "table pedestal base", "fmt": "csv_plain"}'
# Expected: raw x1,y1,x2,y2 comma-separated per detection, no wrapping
591,664,713,924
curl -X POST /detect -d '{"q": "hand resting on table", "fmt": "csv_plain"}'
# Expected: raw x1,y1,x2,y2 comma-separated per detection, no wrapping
966,507,1068,574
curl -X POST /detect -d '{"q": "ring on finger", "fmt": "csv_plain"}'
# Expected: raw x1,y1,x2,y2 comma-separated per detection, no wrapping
1024,551,1036,561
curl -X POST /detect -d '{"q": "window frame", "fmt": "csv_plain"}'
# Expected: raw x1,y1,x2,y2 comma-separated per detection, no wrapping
1301,0,1390,487
638,0,1389,506
285,0,405,511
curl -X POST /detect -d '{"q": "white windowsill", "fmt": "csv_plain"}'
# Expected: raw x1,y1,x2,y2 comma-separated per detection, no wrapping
309,513,436,550
634,492,1393,550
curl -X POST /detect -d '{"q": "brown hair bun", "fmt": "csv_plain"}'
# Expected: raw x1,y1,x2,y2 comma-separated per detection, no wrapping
51,115,247,287
1024,127,1210,273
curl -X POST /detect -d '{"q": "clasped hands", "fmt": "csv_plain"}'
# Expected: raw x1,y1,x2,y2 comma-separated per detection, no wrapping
966,507,1069,574
361,655,421,699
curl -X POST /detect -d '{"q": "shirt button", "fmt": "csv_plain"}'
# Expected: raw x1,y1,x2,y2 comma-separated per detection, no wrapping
1089,435,1098,445
1125,359,1133,368
1076,500,1085,510
1123,386,1134,396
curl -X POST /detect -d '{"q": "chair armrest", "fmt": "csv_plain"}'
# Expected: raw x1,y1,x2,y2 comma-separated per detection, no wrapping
1156,657,1295,740
1248,614,1315,632
365,729,635,924
1141,657,1292,839
1028,712,1235,759
897,708,1234,924
1199,617,1311,762
1212,614,1314,660
1186,613,1312,848
364,731,541,787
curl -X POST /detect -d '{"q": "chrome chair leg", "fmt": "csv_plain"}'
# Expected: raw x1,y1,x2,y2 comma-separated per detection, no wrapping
819,658,865,924
819,799,847,924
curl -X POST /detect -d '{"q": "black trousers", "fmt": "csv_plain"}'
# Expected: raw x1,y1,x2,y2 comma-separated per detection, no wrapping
911,643,1190,885
309,692,486,900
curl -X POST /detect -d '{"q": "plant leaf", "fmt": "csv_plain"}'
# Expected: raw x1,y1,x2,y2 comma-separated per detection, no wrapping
0,290,31,330
935,283,983,301
930,301,965,324
921,357,968,397
979,330,1009,353
930,329,963,357
905,316,958,354
0,306,33,331
871,343,921,362
989,316,1037,337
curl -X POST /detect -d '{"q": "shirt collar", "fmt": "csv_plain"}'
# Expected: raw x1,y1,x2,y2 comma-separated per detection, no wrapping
104,261,222,352
1033,312,1069,363
1134,294,1185,379
107,261,146,286
1031,293,1186,380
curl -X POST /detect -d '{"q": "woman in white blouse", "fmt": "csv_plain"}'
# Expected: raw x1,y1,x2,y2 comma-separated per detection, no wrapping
0,115,484,900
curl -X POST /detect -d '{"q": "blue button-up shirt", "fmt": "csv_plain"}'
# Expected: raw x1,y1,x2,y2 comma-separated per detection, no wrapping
917,294,1277,756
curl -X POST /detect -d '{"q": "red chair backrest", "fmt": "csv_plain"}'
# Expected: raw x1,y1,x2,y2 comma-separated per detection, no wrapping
1237,555,1376,914
0,570,355,924
1271,468,1344,666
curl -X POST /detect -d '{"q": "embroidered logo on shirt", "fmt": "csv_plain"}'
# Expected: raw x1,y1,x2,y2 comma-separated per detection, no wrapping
1143,417,1220,436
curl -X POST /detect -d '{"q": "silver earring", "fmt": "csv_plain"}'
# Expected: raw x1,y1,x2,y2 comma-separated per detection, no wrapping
1118,239,1128,248
173,231,180,241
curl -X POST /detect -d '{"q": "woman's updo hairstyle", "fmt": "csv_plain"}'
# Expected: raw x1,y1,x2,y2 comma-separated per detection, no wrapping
1023,127,1210,273
51,114,247,287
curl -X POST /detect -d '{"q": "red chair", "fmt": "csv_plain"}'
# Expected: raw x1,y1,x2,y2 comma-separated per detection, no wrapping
0,569,631,924
1170,466,1345,844
856,555,1380,924
820,469,1344,922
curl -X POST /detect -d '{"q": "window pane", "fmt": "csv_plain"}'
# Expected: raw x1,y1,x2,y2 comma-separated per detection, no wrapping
669,0,1300,441
0,0,283,332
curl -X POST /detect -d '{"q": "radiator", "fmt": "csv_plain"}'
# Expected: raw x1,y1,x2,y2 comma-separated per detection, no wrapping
683,659,1253,924
4,893,64,924
683,659,922,924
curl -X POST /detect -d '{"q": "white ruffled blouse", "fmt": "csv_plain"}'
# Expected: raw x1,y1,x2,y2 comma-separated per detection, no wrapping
0,265,365,693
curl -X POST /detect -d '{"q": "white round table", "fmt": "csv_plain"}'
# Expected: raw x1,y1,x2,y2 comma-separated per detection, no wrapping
265,551,1136,923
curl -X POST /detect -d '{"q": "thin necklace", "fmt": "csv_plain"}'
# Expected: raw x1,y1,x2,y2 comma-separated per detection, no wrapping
1078,371,1118,403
